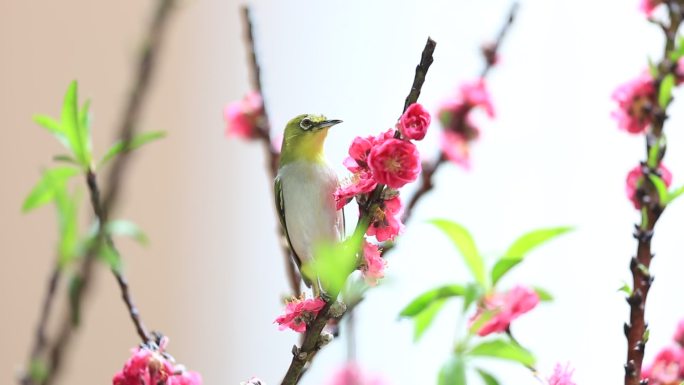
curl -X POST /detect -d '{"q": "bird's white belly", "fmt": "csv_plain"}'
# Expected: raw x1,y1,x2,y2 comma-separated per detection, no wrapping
278,161,344,264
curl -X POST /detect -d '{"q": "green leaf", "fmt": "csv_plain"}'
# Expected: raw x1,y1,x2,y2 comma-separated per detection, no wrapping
430,219,486,287
618,282,632,296
648,174,669,205
33,115,71,150
532,286,554,302
647,135,666,168
303,232,363,297
475,368,500,385
491,226,572,285
98,131,166,169
60,81,90,167
68,274,82,326
439,355,467,385
22,167,79,212
53,154,80,165
54,186,79,267
667,184,684,204
462,283,482,313
670,36,684,61
99,243,122,272
412,299,447,341
469,309,495,335
106,220,149,245
400,284,466,317
648,57,659,78
79,99,92,156
469,339,536,367
659,74,675,110
29,359,49,383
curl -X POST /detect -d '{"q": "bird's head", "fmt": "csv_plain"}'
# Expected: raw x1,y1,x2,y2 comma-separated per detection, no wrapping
279,114,343,165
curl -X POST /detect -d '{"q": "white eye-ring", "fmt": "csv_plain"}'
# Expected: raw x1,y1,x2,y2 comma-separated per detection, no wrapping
300,118,313,130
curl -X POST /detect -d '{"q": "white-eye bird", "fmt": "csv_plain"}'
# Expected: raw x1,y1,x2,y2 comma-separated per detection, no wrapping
274,114,344,297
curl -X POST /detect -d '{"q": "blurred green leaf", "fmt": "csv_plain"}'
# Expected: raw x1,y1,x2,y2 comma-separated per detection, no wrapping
670,37,684,61
618,282,632,296
647,136,666,168
468,309,494,335
68,274,82,326
79,99,92,156
667,184,684,204
532,286,554,302
60,81,91,167
99,243,122,272
303,232,363,297
400,284,466,317
33,115,71,149
430,219,486,287
54,186,79,267
659,74,675,109
462,283,482,313
413,298,447,342
469,339,536,367
491,227,572,285
98,131,166,169
648,57,659,78
53,154,80,165
106,220,149,245
29,359,48,383
439,355,467,385
648,174,669,205
22,167,79,212
475,368,499,385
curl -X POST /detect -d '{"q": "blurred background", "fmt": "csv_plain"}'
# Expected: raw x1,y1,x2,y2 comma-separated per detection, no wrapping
2,0,684,384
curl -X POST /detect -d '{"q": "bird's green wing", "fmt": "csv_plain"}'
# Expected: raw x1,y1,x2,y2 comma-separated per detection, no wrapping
274,176,310,287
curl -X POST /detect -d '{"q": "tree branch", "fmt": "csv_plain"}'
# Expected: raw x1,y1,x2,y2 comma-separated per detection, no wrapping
624,4,682,385
279,36,437,385
21,2,178,384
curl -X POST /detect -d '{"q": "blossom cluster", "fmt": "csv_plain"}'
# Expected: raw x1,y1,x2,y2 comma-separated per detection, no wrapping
469,285,539,336
437,79,495,169
274,295,326,332
112,338,201,385
642,320,684,385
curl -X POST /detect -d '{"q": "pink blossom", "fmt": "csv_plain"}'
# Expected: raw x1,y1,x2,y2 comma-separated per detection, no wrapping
112,343,201,385
345,136,376,172
335,170,378,209
275,296,326,333
625,164,672,208
223,91,264,139
611,73,656,134
367,196,404,242
459,79,495,118
327,362,388,385
470,285,539,336
642,347,684,385
361,241,386,286
398,103,431,141
367,138,421,189
674,320,684,347
548,363,576,385
440,131,473,170
640,0,663,17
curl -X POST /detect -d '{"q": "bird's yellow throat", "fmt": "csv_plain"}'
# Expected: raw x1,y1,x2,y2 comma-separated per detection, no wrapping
280,128,329,165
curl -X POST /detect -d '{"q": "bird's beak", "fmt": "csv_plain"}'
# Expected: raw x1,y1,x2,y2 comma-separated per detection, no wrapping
314,119,343,130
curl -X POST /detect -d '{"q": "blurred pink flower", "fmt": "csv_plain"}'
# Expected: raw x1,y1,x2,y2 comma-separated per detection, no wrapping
367,196,404,242
640,0,663,16
327,362,388,385
674,320,684,347
223,91,264,139
361,241,386,286
440,131,472,170
625,164,672,208
470,285,539,336
548,363,576,385
459,79,495,118
368,138,421,189
398,103,431,141
112,343,201,385
275,296,326,333
642,347,684,385
611,73,656,134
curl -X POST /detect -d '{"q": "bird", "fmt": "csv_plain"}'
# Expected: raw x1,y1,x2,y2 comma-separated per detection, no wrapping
274,114,345,297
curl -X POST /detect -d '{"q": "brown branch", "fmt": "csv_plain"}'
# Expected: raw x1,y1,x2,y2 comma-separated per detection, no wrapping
624,4,682,385
21,2,178,384
279,37,437,385
241,5,302,296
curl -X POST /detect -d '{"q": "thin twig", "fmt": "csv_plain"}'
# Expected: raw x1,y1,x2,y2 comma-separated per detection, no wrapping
27,2,178,384
279,37,437,385
241,5,301,295
624,4,683,385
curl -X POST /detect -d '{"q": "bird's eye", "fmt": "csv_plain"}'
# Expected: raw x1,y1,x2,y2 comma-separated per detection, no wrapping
300,118,313,130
